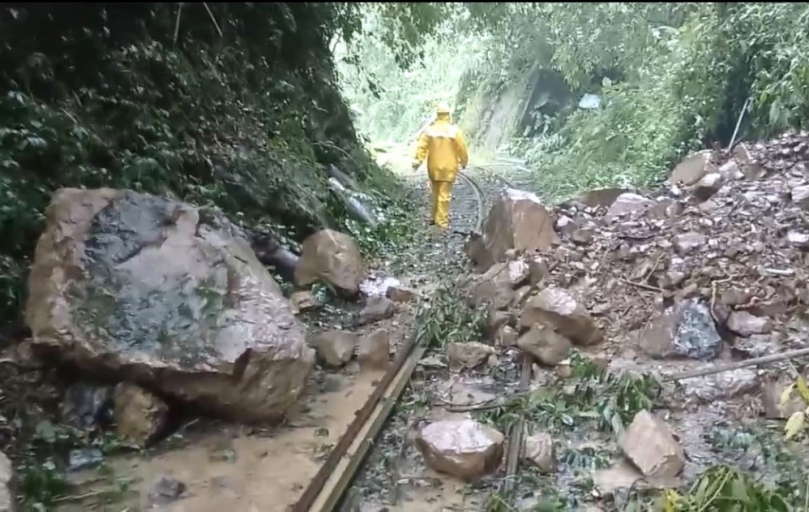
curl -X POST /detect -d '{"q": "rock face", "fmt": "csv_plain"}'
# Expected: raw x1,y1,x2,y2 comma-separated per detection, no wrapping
520,287,603,346
0,451,15,512
114,383,169,444
314,330,357,368
638,298,722,360
446,342,495,371
294,229,365,294
619,410,685,479
26,188,314,423
470,189,559,272
416,419,505,481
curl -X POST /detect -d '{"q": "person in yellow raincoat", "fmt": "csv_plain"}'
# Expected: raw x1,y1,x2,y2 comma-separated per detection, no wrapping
412,103,469,229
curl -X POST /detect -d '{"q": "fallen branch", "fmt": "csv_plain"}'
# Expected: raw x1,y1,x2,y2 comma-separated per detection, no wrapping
664,347,809,382
622,279,664,293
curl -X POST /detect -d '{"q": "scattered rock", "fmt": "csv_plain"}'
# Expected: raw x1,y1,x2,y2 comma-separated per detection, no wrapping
638,298,722,360
606,193,654,219
386,285,420,303
357,329,390,370
691,173,725,201
523,432,556,473
290,290,320,313
670,149,715,186
26,188,314,424
618,410,685,479
467,262,516,311
520,287,603,346
358,296,396,325
114,383,170,445
446,342,496,372
517,325,572,366
314,330,358,368
673,232,706,255
494,325,518,348
792,185,809,209
415,419,505,481
470,189,559,272
726,311,773,337
571,228,595,246
295,229,365,294
149,475,186,505
60,383,114,430
0,451,16,512
527,256,548,287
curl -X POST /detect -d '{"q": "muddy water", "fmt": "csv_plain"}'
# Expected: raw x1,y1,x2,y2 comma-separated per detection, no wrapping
59,369,385,512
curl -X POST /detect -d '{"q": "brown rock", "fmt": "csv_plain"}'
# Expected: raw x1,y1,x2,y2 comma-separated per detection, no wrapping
555,215,578,236
494,325,518,348
638,298,722,360
446,342,495,371
467,262,517,311
471,189,559,271
25,188,314,424
523,432,556,473
386,285,420,303
487,310,512,334
416,419,505,481
691,172,725,202
726,311,772,337
527,256,549,287
314,330,357,368
295,229,365,294
573,188,628,208
359,296,396,325
290,290,320,314
520,287,603,346
357,329,390,370
618,410,685,479
114,383,170,445
791,185,809,209
670,149,715,186
517,325,572,366
673,232,706,255
0,451,15,512
606,193,654,219
571,228,594,246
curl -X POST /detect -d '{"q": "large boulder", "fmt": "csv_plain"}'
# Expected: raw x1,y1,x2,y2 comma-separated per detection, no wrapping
470,189,559,272
669,149,716,186
520,287,603,346
26,188,314,424
294,229,365,294
638,298,722,361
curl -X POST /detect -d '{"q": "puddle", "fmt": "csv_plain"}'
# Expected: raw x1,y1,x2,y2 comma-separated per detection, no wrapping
58,369,386,512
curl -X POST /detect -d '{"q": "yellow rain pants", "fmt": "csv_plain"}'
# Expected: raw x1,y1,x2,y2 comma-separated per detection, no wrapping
413,114,469,229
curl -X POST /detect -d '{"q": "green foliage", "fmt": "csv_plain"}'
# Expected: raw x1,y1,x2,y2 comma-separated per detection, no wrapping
476,354,662,435
415,283,487,351
0,3,402,325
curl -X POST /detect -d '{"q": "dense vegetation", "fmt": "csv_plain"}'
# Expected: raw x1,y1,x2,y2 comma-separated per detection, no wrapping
0,3,426,325
339,3,809,200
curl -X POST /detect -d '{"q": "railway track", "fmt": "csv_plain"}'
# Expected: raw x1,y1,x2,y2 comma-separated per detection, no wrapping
292,165,534,512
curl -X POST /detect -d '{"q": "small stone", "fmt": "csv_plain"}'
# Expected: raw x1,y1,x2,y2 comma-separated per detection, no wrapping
787,231,809,249
618,410,684,479
358,296,396,325
494,325,518,348
386,286,420,303
523,432,555,473
314,330,358,368
357,329,390,370
290,290,320,313
726,311,773,337
149,475,186,505
673,232,706,255
517,325,572,366
571,228,594,246
416,419,505,481
792,185,809,209
114,383,170,445
556,215,578,236
446,342,496,372
606,193,654,219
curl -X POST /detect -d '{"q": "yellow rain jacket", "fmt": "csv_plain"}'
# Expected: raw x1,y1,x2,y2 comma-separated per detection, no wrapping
413,113,469,182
